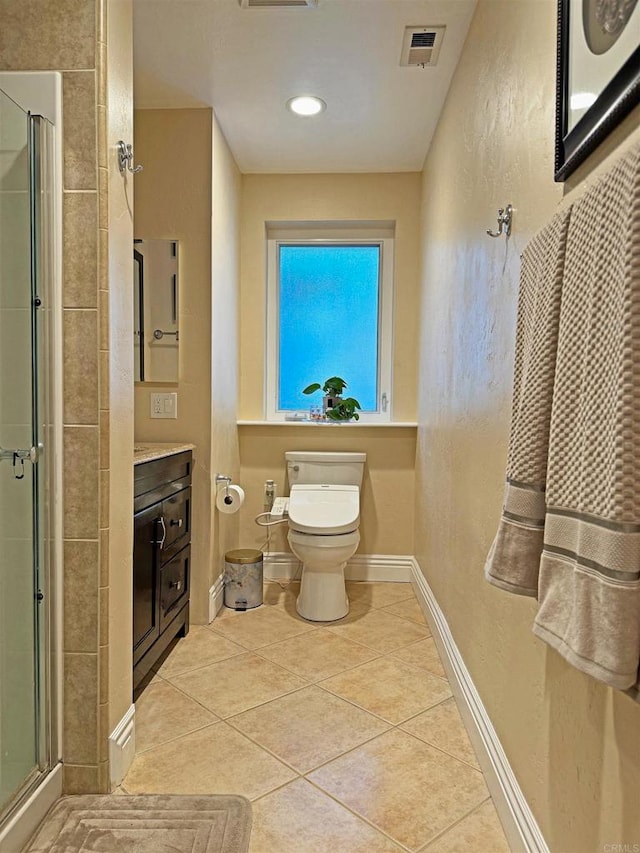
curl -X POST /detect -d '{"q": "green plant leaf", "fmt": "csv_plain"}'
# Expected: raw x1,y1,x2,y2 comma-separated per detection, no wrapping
324,395,361,420
322,376,347,395
302,376,361,418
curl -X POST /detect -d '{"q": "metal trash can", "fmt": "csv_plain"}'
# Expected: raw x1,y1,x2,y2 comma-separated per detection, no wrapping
224,549,263,610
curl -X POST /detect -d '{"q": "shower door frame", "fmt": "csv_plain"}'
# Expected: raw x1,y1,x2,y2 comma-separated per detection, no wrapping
0,71,63,852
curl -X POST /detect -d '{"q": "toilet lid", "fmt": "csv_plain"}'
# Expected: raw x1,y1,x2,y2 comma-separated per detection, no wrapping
288,484,360,535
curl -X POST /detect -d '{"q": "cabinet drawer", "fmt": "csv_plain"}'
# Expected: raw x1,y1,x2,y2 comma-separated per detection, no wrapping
159,545,190,631
161,487,190,559
134,450,192,505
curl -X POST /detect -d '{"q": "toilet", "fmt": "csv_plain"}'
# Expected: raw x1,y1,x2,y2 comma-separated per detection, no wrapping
286,451,366,621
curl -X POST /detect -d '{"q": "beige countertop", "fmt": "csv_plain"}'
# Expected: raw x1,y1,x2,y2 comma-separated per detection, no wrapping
133,442,196,465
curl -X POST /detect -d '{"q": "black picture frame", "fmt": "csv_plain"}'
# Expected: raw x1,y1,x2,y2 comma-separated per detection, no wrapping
555,0,640,182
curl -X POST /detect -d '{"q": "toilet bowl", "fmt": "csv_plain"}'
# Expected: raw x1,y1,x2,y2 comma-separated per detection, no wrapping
288,526,360,622
285,451,366,622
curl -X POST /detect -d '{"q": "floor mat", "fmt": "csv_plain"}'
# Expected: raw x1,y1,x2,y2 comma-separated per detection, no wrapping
23,794,252,853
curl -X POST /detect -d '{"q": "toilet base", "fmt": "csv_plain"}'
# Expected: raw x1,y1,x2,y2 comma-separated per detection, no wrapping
296,562,349,622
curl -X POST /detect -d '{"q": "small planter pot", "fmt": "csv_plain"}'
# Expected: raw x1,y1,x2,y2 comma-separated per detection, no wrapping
323,394,342,414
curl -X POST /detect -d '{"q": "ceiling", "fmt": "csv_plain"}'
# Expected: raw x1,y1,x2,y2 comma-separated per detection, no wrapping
133,0,477,174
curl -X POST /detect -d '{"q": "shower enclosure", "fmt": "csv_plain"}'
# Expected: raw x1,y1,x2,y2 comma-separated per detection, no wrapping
0,74,61,844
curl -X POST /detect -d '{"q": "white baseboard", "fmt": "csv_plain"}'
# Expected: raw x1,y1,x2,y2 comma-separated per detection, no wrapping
263,552,413,582
0,763,62,853
108,704,135,789
209,574,225,623
410,559,548,853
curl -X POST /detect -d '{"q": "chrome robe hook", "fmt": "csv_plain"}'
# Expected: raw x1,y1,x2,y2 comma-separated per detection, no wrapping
487,204,513,238
117,140,143,175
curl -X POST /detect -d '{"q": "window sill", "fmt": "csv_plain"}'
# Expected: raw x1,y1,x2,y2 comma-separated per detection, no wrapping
237,420,418,428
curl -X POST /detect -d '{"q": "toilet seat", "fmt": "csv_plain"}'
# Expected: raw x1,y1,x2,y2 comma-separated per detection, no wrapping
287,484,360,535
288,528,360,550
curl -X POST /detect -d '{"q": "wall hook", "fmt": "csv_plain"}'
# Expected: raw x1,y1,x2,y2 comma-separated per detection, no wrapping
117,140,143,175
487,204,513,238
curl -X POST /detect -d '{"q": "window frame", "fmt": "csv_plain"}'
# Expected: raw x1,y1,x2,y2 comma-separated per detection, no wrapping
265,230,394,423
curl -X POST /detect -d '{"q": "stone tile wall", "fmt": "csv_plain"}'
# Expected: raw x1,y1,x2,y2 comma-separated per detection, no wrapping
0,0,110,793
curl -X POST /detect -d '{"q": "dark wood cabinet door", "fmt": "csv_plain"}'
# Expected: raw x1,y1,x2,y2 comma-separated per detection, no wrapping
161,487,191,559
133,503,161,664
133,451,192,697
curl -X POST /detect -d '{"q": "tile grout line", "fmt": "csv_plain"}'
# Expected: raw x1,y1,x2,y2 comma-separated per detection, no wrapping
204,628,396,660
162,657,467,767
146,595,448,732
133,720,220,757
126,584,500,849
414,794,494,852
153,646,247,680
302,775,415,853
160,645,453,735
251,641,386,681
301,728,490,852
161,661,312,721
246,774,305,806
224,703,393,778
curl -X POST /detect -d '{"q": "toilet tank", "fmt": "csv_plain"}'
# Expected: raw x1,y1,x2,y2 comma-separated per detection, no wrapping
286,451,366,488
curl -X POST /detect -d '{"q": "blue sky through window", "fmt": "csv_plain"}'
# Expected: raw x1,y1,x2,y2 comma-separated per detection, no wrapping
278,244,380,411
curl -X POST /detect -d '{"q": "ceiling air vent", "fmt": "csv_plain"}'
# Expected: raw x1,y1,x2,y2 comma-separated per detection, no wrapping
400,26,445,67
239,0,317,7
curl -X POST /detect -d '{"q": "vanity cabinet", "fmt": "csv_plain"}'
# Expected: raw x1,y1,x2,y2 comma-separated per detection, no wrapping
133,450,192,697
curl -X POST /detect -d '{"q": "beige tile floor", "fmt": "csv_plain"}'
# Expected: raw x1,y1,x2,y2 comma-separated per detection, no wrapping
122,581,511,853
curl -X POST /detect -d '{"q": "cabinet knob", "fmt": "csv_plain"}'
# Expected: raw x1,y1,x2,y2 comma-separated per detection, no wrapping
169,579,182,591
170,518,183,528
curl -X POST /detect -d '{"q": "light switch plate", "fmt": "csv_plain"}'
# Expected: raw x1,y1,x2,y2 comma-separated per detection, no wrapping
150,392,178,419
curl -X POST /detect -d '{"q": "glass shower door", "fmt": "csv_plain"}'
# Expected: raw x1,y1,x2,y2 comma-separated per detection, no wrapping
0,88,46,818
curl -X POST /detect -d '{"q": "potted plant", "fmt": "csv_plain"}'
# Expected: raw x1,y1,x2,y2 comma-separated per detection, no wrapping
302,376,362,421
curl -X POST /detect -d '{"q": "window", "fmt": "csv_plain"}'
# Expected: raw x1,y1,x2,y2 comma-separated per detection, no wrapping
266,224,394,422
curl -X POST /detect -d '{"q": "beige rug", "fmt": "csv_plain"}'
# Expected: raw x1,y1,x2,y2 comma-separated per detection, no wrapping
24,794,252,853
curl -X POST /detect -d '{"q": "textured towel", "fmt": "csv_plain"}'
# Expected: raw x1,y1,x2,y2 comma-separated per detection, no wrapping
485,206,571,596
486,142,640,690
533,144,640,690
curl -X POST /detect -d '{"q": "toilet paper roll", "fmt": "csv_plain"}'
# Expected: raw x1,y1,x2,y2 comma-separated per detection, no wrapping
216,484,245,514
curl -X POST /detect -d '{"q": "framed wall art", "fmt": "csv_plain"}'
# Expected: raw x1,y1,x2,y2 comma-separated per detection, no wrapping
555,0,640,181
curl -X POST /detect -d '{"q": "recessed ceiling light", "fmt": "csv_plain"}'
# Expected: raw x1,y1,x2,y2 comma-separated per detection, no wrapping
287,95,326,116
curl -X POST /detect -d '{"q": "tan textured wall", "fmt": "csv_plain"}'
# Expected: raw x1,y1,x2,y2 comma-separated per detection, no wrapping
133,108,213,623
134,110,242,616
106,0,134,736
238,426,416,557
239,172,421,423
209,116,242,584
416,2,640,850
238,173,420,556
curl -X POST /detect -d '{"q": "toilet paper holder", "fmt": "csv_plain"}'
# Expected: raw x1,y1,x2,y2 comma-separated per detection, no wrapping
215,473,232,498
215,476,245,515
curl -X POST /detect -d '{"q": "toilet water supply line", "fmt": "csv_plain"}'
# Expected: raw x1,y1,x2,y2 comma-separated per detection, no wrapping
254,512,288,528
253,483,302,586
254,509,300,587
